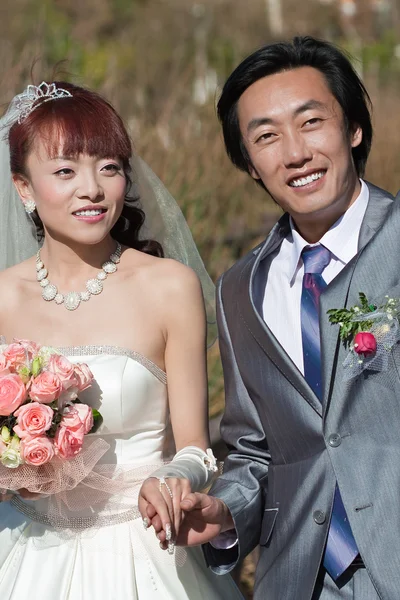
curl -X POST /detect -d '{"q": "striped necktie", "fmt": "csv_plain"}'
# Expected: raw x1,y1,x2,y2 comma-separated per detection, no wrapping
301,245,359,580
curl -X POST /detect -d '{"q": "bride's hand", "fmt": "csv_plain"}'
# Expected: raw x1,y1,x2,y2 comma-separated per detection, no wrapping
138,476,192,546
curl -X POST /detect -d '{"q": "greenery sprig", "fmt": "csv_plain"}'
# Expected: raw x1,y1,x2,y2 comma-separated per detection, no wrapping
327,292,377,347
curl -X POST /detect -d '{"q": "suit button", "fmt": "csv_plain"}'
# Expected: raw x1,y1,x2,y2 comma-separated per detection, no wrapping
313,510,326,525
328,433,342,447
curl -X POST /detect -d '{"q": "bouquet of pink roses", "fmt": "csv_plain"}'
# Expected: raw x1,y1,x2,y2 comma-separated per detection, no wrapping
0,339,104,493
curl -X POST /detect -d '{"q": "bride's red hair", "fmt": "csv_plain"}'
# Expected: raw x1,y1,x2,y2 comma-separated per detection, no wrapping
8,82,163,257
9,81,132,176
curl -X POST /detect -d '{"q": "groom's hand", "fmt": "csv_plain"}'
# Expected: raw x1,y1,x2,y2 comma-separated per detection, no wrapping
175,492,234,547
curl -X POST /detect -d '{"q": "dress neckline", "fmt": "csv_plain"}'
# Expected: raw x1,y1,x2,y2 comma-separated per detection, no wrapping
0,337,167,385
58,344,167,385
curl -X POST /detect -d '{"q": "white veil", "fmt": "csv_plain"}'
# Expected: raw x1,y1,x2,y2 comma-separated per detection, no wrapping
0,92,216,345
132,157,217,346
0,116,39,268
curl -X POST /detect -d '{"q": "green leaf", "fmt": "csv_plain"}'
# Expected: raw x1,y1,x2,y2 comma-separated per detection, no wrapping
31,357,42,378
90,409,103,434
359,292,369,309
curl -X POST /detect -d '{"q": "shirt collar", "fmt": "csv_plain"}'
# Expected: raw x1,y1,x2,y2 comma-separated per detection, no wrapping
287,179,370,283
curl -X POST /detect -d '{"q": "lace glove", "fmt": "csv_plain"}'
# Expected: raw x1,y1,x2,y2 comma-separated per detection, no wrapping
149,446,218,492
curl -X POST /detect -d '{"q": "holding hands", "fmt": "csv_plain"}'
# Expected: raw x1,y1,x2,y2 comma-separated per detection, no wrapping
138,446,224,552
139,477,234,551
139,476,192,553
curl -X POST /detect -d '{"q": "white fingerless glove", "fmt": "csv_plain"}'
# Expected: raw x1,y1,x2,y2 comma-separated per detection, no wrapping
149,446,218,492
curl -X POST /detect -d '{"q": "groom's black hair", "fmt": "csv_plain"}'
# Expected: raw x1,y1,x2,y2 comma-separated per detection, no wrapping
217,36,372,185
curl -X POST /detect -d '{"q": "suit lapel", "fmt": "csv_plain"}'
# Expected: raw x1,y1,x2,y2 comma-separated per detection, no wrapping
319,182,394,412
239,214,323,416
319,257,359,413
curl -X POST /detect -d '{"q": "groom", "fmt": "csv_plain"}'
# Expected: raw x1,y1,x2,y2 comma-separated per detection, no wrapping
177,37,400,599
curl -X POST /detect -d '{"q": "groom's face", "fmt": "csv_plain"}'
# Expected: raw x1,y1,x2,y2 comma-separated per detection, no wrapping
237,66,363,225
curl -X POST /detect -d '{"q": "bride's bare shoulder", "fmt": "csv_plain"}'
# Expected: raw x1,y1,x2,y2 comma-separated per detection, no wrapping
121,248,202,296
0,257,36,295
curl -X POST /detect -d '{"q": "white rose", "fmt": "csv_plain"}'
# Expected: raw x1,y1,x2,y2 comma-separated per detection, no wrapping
1,447,22,468
38,346,59,367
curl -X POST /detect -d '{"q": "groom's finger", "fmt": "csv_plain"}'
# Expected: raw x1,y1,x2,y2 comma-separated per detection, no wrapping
150,512,163,534
180,492,210,511
145,503,157,519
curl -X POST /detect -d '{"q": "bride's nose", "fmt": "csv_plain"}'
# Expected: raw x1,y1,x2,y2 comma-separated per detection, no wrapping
76,173,104,201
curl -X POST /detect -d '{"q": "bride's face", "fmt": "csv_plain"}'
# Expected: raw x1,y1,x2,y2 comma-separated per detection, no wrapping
13,136,127,246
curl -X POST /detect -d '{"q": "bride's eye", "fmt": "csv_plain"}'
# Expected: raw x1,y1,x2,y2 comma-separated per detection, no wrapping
101,163,121,175
54,168,74,177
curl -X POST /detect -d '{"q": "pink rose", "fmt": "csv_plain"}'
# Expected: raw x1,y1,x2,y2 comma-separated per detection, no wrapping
60,406,84,431
15,339,41,360
54,424,84,459
3,343,28,371
20,435,55,466
74,363,94,392
48,355,77,390
30,371,63,404
0,373,28,415
0,354,10,376
354,332,377,356
74,403,94,434
13,402,54,439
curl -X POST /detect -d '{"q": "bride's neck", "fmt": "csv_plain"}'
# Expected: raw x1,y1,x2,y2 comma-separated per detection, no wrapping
38,236,118,287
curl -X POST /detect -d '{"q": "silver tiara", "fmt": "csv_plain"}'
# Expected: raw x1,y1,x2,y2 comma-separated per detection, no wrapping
14,82,73,124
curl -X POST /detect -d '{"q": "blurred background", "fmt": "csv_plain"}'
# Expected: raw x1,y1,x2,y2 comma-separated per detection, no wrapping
1,0,399,595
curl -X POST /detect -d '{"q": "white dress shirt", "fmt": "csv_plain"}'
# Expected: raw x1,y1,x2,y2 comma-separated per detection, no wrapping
211,180,369,551
262,179,369,373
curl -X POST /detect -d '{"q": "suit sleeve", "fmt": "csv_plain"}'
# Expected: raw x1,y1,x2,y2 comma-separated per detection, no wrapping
204,273,271,574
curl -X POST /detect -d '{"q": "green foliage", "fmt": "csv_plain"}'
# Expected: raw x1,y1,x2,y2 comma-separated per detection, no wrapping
208,38,237,77
327,292,374,345
327,293,400,348
90,409,103,433
361,31,400,79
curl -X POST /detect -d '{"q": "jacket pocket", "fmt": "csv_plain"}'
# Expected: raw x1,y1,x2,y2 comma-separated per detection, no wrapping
259,507,279,546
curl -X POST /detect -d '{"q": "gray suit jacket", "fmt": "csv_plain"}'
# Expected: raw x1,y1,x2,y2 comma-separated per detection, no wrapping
205,182,400,599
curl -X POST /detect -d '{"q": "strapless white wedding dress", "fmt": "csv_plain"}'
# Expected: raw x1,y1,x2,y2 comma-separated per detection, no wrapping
0,346,242,600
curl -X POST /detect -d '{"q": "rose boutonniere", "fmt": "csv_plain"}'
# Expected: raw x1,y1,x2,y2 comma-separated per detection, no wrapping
327,292,400,379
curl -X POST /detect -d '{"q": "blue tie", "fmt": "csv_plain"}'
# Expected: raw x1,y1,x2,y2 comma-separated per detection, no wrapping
301,245,358,580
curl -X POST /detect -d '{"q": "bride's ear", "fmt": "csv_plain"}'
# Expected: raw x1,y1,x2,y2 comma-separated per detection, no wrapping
12,174,34,207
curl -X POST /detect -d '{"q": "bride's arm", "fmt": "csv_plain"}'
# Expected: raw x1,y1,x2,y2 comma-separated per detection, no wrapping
138,259,213,547
164,261,210,452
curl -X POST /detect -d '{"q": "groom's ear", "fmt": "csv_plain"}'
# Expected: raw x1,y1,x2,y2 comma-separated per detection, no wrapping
248,161,260,180
12,174,34,206
350,122,363,149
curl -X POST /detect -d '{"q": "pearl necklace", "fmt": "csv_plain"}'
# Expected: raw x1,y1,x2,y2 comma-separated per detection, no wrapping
36,243,122,311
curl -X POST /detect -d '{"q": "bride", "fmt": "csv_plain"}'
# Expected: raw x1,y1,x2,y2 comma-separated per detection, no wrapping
0,81,243,599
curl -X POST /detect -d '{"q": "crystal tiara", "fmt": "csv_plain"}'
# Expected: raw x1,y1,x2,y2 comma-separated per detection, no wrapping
14,82,73,124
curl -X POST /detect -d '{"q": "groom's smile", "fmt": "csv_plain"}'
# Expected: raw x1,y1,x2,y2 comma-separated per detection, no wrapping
237,66,363,242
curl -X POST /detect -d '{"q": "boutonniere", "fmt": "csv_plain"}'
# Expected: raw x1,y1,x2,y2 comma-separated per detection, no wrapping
327,292,400,379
